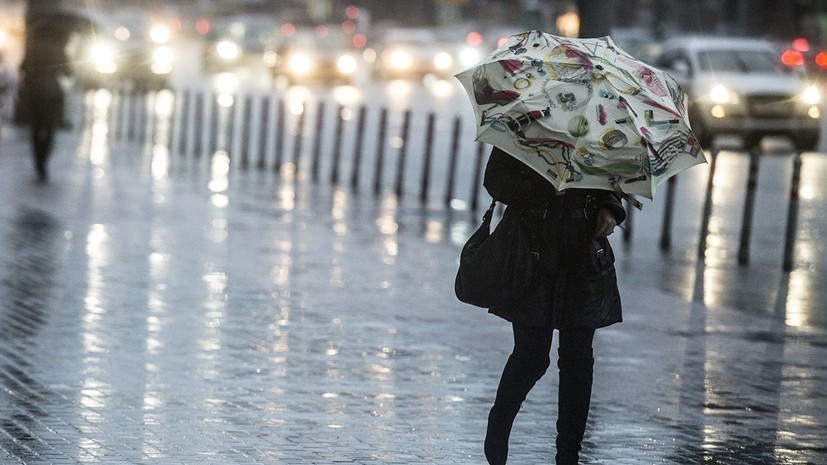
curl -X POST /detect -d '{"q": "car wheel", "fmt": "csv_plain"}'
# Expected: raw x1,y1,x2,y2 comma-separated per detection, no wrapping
691,122,714,149
793,132,820,151
688,108,713,148
742,133,763,150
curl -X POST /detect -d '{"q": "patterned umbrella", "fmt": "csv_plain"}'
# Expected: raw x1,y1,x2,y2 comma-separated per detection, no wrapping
455,31,706,202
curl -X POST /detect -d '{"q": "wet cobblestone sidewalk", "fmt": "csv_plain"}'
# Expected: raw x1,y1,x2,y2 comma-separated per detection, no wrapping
1,128,826,464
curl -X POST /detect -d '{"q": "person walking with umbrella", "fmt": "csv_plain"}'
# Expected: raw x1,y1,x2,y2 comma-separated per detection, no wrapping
455,31,706,464
480,145,625,465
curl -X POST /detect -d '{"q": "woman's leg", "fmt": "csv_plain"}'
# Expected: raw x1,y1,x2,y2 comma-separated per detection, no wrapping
555,327,596,465
485,325,553,465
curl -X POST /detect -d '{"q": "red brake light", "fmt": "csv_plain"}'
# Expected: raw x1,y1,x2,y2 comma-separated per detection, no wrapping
792,37,810,52
466,31,483,47
281,23,296,37
815,51,827,68
781,50,805,67
195,19,210,35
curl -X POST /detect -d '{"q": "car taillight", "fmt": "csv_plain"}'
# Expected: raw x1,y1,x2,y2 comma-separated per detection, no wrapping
792,37,810,52
466,31,483,47
815,51,827,68
781,49,805,67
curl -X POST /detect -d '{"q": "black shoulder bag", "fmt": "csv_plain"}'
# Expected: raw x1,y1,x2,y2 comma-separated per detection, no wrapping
454,200,539,308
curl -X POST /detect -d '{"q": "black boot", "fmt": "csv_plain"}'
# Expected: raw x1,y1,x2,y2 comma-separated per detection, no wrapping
555,346,594,465
484,401,517,465
485,347,551,465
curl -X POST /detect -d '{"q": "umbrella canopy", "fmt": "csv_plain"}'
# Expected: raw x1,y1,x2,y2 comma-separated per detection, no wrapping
455,31,706,201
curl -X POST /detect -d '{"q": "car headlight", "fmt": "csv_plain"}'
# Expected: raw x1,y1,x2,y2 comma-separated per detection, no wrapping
216,40,241,61
433,51,453,71
151,46,174,75
459,47,482,67
709,84,738,104
150,24,171,44
801,84,821,105
337,54,357,75
89,42,118,74
388,50,413,70
288,53,313,75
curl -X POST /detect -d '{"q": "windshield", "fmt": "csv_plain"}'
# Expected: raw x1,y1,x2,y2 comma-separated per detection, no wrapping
697,49,786,73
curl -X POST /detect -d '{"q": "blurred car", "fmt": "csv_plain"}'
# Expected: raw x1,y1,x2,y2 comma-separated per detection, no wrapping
202,15,276,73
265,27,362,85
657,36,822,150
370,28,455,80
610,27,661,65
71,14,175,91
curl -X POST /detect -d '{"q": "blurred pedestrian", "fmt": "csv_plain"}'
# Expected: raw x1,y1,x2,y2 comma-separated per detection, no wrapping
0,50,15,136
19,25,69,181
480,146,626,465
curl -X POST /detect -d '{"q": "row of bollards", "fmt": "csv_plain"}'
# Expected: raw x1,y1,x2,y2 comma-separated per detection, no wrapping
86,87,490,213
658,146,804,271
79,88,808,272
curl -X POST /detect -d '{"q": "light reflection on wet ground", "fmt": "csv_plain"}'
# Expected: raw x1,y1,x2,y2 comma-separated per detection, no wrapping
0,96,826,463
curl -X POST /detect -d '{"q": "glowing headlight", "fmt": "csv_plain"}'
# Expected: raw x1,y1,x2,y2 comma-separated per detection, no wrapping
89,42,118,74
801,84,821,105
709,84,736,104
433,52,453,71
216,40,241,61
459,47,482,67
263,50,278,67
150,25,171,44
388,50,413,70
288,53,313,75
337,54,357,74
151,46,174,75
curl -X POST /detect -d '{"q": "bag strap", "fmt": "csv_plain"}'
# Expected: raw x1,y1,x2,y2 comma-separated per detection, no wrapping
481,199,497,225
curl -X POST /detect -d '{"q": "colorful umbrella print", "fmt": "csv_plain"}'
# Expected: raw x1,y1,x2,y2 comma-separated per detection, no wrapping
455,31,706,202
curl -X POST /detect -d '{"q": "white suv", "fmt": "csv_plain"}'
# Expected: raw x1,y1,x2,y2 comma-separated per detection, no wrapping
657,36,822,150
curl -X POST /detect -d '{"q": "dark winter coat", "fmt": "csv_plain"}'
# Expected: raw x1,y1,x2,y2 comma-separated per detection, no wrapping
482,147,626,329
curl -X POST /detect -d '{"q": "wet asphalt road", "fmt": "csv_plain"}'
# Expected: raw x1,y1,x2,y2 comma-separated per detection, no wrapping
1,100,826,465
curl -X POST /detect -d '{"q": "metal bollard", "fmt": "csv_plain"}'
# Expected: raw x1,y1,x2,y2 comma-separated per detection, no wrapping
394,110,411,199
192,92,205,157
111,89,123,139
208,94,220,154
783,153,803,271
738,147,761,265
225,94,238,156
330,105,345,185
444,116,461,208
257,97,270,170
659,175,678,251
164,91,176,150
309,101,325,181
240,95,253,168
274,98,285,171
138,91,149,143
127,90,138,141
373,108,388,196
350,105,367,191
622,199,634,243
419,112,436,204
697,148,720,259
292,102,306,172
175,90,190,155
470,142,486,213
